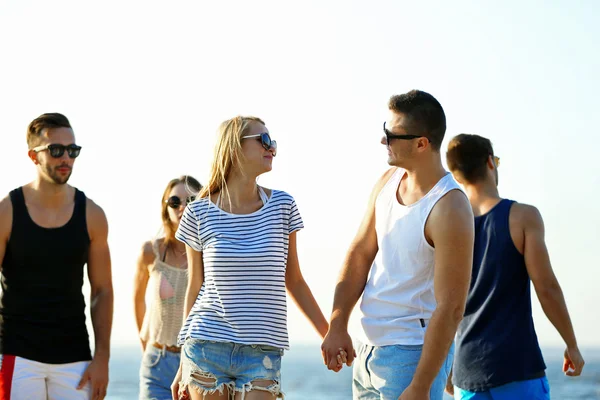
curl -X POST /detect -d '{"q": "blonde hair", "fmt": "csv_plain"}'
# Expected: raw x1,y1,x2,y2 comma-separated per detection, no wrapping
199,116,265,201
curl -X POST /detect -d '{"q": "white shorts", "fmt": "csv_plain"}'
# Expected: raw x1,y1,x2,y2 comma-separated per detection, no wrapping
0,354,91,400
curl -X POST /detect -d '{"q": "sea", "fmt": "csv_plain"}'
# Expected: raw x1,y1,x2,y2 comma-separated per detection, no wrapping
106,346,600,399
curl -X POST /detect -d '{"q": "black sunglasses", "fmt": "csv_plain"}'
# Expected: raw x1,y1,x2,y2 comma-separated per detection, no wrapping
32,143,82,158
166,195,196,209
242,133,277,156
383,122,429,145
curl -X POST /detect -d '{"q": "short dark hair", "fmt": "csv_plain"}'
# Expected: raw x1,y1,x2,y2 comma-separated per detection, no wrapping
446,134,494,184
388,90,446,151
27,113,72,149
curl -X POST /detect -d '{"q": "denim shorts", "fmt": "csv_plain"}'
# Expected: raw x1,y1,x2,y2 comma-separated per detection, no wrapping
454,377,550,400
139,345,181,400
180,339,284,399
353,341,454,400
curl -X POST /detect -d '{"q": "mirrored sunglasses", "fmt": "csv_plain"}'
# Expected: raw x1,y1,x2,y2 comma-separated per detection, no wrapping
242,133,277,156
32,143,82,158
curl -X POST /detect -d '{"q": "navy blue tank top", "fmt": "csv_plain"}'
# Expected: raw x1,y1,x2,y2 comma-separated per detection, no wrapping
453,199,546,391
0,187,92,364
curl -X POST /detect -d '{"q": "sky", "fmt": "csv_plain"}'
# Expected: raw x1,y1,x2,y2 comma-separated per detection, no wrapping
1,1,599,350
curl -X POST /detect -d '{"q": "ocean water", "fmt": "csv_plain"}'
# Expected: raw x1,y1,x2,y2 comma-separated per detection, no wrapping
107,346,600,399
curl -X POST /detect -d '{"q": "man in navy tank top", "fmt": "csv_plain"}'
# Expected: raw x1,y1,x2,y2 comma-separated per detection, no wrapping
322,90,475,400
0,113,114,400
445,134,584,399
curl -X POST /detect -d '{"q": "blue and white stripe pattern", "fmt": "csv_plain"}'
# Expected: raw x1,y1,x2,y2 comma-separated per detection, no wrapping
175,190,303,350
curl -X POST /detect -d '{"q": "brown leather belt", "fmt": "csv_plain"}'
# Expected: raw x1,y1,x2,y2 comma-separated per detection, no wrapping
152,342,181,353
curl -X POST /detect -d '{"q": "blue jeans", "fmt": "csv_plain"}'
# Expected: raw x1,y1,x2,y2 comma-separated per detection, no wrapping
139,345,181,400
180,339,284,399
454,377,550,400
353,341,454,400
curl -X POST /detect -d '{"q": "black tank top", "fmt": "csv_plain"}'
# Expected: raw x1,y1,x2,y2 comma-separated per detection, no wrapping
0,187,92,364
453,199,545,391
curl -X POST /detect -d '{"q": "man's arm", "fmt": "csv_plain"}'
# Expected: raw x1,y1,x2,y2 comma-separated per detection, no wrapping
404,190,474,397
0,196,12,273
321,168,395,371
78,199,114,399
517,204,584,376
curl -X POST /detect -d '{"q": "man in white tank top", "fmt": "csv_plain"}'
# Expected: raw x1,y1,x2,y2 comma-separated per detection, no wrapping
322,90,474,400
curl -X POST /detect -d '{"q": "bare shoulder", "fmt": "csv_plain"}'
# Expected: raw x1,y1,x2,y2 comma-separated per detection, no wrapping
426,189,473,244
85,197,108,239
431,189,473,222
0,194,13,237
0,194,12,218
377,167,398,186
371,168,398,196
511,202,544,229
140,240,156,265
86,197,107,222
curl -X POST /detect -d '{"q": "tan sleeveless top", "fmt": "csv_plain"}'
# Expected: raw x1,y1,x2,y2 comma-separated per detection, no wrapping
139,239,188,346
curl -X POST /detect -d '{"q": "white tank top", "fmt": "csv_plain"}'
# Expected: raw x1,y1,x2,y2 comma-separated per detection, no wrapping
140,240,188,347
358,168,463,346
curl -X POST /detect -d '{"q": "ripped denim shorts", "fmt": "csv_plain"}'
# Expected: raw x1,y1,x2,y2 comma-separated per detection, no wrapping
180,339,284,399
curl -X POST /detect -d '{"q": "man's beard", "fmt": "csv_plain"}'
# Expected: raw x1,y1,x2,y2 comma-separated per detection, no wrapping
44,164,72,185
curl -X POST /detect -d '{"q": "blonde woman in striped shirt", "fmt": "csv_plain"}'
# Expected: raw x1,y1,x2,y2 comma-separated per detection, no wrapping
171,116,344,400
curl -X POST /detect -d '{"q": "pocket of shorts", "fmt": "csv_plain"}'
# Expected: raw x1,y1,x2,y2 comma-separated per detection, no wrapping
540,377,550,395
253,344,283,356
187,339,210,345
142,347,162,368
393,344,423,352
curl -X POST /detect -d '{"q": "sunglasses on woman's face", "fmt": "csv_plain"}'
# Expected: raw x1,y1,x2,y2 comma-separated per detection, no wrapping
32,143,82,158
166,195,196,209
242,133,277,156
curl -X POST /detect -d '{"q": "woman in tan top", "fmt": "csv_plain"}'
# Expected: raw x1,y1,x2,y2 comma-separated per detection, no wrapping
134,175,202,400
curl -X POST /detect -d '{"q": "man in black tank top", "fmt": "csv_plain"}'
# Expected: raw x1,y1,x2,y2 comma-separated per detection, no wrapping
0,113,114,400
445,134,584,399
